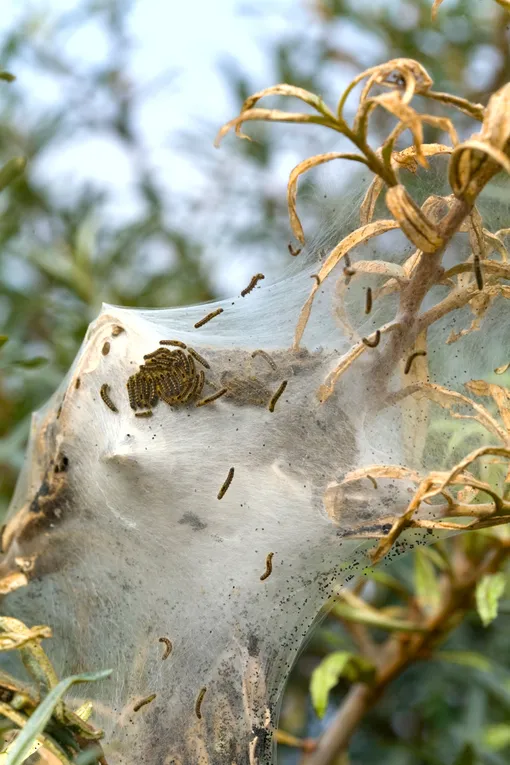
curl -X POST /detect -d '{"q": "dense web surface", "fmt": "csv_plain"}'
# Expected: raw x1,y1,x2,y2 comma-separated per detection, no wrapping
0,165,508,764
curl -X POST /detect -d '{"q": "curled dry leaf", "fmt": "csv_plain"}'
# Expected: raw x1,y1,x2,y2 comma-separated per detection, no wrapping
372,246,424,303
386,185,444,252
465,379,510,435
429,446,510,500
318,321,400,403
449,83,510,200
294,220,400,348
288,152,368,244
357,93,424,166
445,291,492,346
387,381,508,445
484,230,508,262
0,624,52,652
341,465,422,485
317,343,367,403
214,108,337,147
238,83,337,121
360,144,452,225
360,59,432,103
344,260,407,280
425,91,485,121
0,570,28,595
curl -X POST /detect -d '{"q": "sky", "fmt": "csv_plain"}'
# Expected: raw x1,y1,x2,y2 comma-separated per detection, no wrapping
0,0,304,202
0,0,366,292
0,0,501,295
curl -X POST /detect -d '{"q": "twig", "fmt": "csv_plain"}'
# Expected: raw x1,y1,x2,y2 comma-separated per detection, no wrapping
306,540,510,765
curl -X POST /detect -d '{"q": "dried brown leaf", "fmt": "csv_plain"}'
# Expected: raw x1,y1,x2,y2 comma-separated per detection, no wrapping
449,140,510,200
481,82,510,149
337,58,433,118
239,83,336,119
431,0,444,19
484,230,508,262
430,446,510,499
0,571,28,595
465,380,510,434
369,476,436,563
318,321,399,402
346,260,407,279
386,185,444,252
333,279,358,343
357,92,427,166
446,291,492,345
317,342,367,403
341,465,422,484
215,108,337,147
294,220,400,348
288,152,368,243
387,381,508,444
360,177,385,226
425,91,484,121
359,145,452,225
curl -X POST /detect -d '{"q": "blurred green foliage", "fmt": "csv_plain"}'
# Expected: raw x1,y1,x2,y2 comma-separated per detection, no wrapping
0,1,509,764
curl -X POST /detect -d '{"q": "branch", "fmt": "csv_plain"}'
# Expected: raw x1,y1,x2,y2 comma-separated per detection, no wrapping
305,540,510,765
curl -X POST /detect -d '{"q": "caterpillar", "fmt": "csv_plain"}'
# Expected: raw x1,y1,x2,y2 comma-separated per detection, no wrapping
404,350,427,374
473,254,484,291
241,273,265,297
367,475,378,489
217,467,235,500
251,349,277,371
194,308,223,329
158,637,173,660
100,383,118,413
362,330,381,348
268,381,288,413
365,287,373,315
187,347,210,369
196,387,227,408
260,552,274,581
195,687,207,719
133,694,157,712
159,340,187,348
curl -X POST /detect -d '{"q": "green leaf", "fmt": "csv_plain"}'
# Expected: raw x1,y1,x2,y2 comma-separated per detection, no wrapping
332,602,427,633
310,652,375,718
0,157,26,193
452,743,476,765
413,548,440,610
0,336,8,349
3,669,111,765
11,357,48,369
0,72,15,82
360,567,411,595
484,723,510,751
436,650,492,672
419,545,450,571
476,573,506,627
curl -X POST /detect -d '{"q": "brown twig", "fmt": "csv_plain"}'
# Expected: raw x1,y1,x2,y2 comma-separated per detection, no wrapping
306,539,510,765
